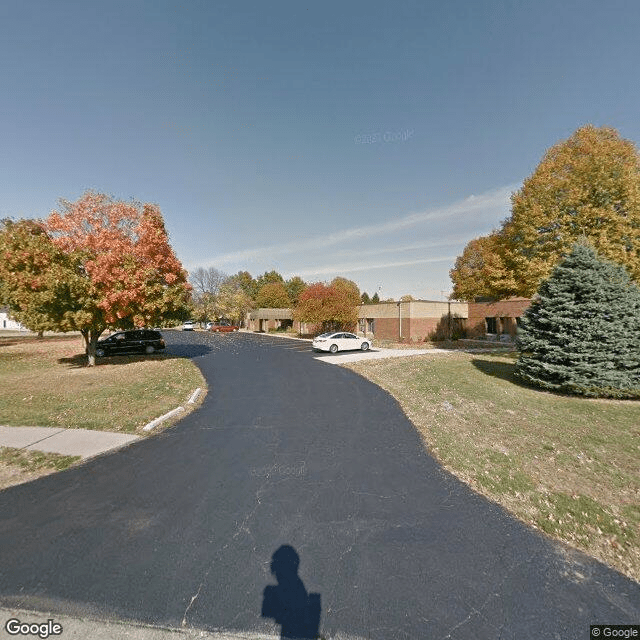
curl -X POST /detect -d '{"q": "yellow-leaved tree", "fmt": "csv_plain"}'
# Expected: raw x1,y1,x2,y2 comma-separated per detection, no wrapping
451,125,640,299
449,232,519,300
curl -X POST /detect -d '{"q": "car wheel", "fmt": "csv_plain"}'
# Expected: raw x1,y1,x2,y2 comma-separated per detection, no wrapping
329,344,338,354
96,348,105,358
360,342,370,351
145,345,155,354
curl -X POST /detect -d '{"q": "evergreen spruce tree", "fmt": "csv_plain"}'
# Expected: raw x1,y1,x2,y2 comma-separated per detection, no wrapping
515,243,640,398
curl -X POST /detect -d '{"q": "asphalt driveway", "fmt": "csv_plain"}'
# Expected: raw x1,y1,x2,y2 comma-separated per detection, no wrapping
0,331,638,639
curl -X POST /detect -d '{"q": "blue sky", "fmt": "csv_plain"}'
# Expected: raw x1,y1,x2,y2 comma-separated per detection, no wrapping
2,0,640,300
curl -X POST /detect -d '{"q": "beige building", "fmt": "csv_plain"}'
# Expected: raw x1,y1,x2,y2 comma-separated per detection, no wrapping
246,308,292,332
245,308,315,334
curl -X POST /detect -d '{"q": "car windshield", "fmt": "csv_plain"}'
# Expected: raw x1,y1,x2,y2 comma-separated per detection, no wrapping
316,332,336,338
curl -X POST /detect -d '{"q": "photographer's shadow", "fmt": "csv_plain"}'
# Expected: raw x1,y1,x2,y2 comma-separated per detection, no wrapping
262,545,321,639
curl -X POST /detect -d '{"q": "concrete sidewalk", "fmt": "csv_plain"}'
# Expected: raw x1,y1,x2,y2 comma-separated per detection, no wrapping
314,346,449,364
0,426,139,458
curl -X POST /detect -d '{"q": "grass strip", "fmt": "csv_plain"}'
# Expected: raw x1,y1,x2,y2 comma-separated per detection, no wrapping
0,446,82,490
0,446,81,472
347,351,640,583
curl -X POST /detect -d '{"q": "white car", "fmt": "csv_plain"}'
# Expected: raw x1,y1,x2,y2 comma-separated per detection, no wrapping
182,320,196,331
312,332,371,353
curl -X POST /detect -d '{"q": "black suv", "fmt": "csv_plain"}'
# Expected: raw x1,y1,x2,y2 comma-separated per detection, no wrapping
95,329,166,357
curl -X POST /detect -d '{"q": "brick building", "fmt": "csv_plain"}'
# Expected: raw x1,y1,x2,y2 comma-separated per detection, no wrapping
466,297,532,339
357,300,468,343
246,300,469,342
246,296,534,342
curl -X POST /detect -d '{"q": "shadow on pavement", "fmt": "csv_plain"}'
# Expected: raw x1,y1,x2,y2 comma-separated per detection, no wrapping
262,545,321,639
164,342,213,359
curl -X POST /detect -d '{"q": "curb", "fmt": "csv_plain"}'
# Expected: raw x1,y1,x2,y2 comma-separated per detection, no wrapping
142,388,203,432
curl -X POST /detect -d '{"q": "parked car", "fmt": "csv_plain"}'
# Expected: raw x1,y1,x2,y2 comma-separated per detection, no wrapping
95,330,166,357
208,321,239,332
182,320,196,331
312,332,371,353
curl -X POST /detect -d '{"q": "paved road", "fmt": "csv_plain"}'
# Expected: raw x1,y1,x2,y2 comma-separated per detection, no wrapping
0,331,638,639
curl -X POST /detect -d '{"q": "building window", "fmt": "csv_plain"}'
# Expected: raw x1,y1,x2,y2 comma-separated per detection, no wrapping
358,319,366,333
367,318,375,334
485,317,497,333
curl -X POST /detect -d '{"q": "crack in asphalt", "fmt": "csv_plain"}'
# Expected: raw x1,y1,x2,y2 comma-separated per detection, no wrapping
440,546,532,640
181,461,277,628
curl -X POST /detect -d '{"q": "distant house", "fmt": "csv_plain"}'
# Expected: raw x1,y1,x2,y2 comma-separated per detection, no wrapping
0,306,27,331
466,297,532,340
246,308,312,333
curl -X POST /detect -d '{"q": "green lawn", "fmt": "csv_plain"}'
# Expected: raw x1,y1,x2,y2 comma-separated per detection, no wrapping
0,334,205,433
347,350,640,583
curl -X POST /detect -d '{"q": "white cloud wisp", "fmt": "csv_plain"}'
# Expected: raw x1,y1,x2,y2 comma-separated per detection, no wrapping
204,184,515,269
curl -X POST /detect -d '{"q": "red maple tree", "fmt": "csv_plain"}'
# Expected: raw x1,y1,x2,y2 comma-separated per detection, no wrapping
45,191,191,364
293,279,360,333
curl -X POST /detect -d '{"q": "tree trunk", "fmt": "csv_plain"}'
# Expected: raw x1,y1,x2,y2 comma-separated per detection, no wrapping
82,328,103,366
81,330,90,355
